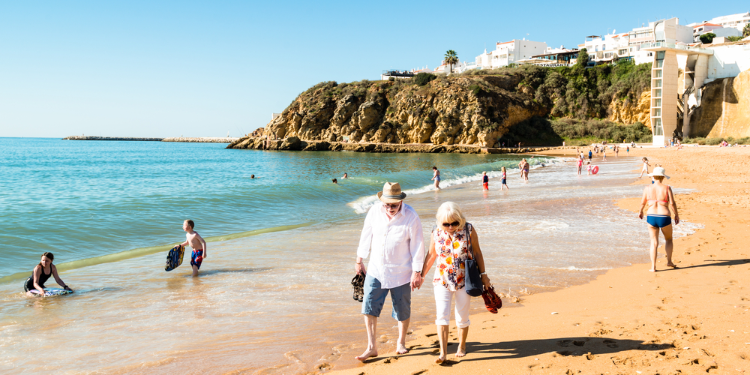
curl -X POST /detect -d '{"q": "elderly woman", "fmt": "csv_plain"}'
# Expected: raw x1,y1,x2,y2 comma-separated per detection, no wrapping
638,167,680,272
421,202,492,364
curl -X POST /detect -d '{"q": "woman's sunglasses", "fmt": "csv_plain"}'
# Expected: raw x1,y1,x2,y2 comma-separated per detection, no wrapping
442,221,460,227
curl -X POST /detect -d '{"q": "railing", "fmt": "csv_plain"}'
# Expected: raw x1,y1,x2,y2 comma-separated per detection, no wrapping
640,42,713,54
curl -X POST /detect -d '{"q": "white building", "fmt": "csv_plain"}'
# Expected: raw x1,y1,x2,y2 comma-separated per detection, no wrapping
696,12,750,32
691,22,742,42
581,18,694,65
474,39,548,69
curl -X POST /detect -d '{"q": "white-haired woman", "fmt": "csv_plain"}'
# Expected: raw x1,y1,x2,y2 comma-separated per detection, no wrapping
638,167,680,272
421,202,491,364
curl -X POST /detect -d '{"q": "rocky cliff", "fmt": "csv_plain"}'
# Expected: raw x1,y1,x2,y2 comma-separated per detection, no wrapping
233,63,652,150
690,69,750,138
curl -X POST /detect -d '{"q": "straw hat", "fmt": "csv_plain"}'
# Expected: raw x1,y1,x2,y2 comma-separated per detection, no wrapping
377,182,407,203
648,167,671,179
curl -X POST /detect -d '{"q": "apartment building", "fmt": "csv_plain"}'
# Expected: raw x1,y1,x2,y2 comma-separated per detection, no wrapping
475,39,548,69
691,22,742,42
698,12,750,32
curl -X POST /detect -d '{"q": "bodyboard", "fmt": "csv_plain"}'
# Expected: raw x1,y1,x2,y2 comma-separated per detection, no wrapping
165,244,185,271
30,288,73,297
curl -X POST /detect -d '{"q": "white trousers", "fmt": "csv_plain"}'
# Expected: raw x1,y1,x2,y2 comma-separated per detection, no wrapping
434,285,471,328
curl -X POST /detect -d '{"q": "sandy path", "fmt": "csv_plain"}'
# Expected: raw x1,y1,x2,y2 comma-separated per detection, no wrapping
329,147,750,374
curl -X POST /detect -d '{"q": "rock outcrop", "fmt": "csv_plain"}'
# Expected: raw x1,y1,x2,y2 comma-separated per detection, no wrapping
231,65,652,151
690,69,750,138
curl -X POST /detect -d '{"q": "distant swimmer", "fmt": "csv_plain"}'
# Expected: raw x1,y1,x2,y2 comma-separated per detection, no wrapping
251,174,255,179
500,167,509,190
342,173,349,179
481,172,489,190
518,159,529,182
182,220,207,277
431,167,441,190
638,167,680,272
25,252,72,297
332,178,338,184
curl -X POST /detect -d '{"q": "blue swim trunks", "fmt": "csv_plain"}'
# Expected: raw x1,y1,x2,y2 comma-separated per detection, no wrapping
361,275,411,321
190,250,204,269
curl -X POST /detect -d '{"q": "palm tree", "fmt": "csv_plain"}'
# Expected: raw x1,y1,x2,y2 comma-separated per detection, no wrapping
444,50,459,73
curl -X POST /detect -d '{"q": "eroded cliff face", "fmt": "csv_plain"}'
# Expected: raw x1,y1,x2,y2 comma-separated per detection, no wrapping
263,76,550,148
690,69,750,138
609,91,651,125
247,68,650,149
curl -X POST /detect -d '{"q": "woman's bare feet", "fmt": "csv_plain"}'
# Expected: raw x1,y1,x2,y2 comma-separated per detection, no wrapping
355,348,378,362
396,343,409,355
666,262,677,268
649,268,656,272
435,352,446,364
456,344,467,357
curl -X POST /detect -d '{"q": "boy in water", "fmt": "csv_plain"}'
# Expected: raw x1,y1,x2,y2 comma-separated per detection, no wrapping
182,220,207,277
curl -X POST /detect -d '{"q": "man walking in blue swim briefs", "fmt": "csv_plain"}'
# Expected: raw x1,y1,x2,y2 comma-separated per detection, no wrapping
182,220,207,277
354,182,424,361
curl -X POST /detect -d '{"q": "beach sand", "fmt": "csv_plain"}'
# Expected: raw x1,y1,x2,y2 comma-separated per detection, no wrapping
330,147,750,374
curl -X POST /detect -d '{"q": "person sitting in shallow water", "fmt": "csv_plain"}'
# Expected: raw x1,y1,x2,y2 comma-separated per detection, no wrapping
24,252,72,297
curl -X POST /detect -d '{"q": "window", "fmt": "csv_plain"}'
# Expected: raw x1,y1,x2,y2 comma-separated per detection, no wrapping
653,119,663,135
654,108,661,117
654,89,662,97
656,60,664,68
653,99,661,107
657,51,665,59
654,70,662,78
654,79,662,88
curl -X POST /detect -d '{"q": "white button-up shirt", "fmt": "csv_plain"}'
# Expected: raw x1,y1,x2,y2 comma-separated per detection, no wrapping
357,201,425,289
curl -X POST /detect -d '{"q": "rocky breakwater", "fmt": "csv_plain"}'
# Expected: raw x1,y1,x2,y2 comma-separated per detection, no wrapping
161,137,239,143
63,136,164,141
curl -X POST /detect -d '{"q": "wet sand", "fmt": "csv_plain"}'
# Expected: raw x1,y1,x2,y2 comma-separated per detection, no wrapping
331,147,750,374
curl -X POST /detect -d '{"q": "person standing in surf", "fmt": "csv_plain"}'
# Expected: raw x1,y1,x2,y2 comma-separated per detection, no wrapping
638,167,680,272
24,252,72,297
182,220,207,277
431,167,441,190
355,182,425,361
481,172,489,190
500,167,509,190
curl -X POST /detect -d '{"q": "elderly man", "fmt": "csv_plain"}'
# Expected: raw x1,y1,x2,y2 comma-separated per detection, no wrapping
355,182,424,361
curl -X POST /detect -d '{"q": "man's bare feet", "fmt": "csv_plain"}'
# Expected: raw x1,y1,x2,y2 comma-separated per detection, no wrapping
649,268,656,272
666,262,677,268
355,348,378,362
396,343,408,355
456,345,467,357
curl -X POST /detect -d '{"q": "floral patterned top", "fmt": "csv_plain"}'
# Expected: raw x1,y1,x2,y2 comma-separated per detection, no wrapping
432,224,471,291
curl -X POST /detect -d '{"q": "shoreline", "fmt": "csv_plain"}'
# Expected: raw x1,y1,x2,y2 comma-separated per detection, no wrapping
227,136,566,154
329,147,750,374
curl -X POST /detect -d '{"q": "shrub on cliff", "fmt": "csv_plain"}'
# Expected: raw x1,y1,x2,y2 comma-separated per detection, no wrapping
699,33,716,44
499,117,652,146
413,73,437,86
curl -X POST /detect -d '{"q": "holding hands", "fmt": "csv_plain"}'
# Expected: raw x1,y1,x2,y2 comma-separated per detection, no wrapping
411,271,423,291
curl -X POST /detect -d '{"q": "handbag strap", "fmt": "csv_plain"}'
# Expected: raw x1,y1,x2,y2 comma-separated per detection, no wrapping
465,222,475,260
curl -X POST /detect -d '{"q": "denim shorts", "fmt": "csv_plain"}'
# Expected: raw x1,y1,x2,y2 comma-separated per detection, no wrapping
361,275,411,321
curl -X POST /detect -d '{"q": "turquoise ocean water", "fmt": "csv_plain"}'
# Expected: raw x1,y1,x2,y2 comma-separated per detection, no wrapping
0,138,533,281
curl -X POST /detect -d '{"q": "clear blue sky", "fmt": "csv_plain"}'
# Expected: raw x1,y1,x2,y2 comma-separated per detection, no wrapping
0,1,742,138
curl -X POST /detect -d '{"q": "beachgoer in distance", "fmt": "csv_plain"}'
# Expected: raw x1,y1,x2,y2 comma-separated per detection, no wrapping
639,157,650,178
518,159,529,182
431,167,441,190
500,167,509,190
182,220,207,277
481,172,489,190
342,173,348,179
626,146,630,155
586,161,592,175
332,178,338,184
588,150,593,161
421,202,492,364
251,174,255,179
638,167,680,272
24,252,72,297
602,147,607,161
577,154,583,175
355,182,425,361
